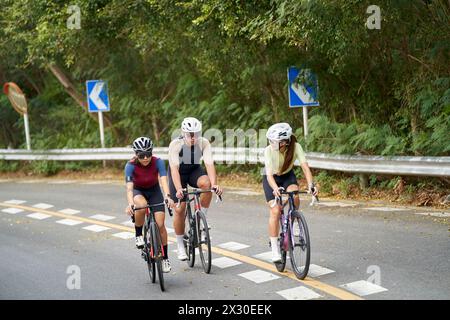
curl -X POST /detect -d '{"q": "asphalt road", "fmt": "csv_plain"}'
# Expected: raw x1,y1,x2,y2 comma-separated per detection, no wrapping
0,178,449,300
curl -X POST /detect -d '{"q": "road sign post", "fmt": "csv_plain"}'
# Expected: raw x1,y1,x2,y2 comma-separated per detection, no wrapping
287,67,319,139
86,80,110,167
3,82,31,150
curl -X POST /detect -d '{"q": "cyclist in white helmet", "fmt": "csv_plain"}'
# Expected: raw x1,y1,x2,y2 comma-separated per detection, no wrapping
124,136,174,272
263,123,318,262
167,117,223,261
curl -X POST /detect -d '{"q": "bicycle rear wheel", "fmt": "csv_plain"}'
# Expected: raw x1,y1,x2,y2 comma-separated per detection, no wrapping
184,211,195,268
288,211,311,280
143,224,155,283
197,211,211,274
151,223,165,292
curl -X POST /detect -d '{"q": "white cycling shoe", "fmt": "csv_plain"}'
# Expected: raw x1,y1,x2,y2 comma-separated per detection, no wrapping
272,252,282,263
135,236,145,249
162,259,172,273
177,247,188,261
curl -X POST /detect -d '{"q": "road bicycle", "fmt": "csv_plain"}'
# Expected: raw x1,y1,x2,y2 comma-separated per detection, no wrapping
271,189,318,279
177,187,222,274
132,202,172,291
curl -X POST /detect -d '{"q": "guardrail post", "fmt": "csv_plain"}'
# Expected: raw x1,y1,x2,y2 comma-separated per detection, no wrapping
359,173,369,189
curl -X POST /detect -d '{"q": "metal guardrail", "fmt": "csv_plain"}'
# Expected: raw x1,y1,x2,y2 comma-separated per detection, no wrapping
0,147,449,177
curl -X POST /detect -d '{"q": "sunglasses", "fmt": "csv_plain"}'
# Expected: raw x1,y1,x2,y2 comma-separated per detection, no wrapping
137,151,152,159
184,132,200,139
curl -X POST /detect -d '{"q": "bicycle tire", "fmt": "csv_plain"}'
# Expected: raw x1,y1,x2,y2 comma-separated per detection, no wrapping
197,211,212,274
288,211,311,280
143,224,155,283
184,210,195,268
151,222,165,292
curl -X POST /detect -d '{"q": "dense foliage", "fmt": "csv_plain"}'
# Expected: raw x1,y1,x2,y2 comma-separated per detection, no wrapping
1,0,449,157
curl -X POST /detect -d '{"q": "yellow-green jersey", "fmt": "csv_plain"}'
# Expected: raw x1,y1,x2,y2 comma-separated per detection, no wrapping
264,142,307,176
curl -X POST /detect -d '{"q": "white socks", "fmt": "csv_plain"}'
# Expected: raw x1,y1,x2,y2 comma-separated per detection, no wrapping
176,235,185,250
270,237,280,255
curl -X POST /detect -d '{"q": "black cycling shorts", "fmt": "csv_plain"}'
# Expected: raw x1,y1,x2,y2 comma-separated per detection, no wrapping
133,184,165,213
167,165,208,201
262,169,298,202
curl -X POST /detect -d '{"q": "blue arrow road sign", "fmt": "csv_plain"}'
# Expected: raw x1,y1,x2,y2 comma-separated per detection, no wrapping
288,67,319,107
86,80,110,112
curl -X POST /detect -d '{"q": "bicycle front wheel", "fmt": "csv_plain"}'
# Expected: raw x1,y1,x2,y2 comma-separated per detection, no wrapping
184,211,195,268
144,225,155,283
151,223,165,292
197,211,211,274
288,211,311,280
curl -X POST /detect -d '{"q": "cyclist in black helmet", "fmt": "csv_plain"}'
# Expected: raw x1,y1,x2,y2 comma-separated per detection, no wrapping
124,136,174,273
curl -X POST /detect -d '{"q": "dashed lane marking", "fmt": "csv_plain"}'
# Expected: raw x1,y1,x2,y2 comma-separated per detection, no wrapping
1,207,25,214
112,232,135,239
56,219,83,226
58,209,80,215
27,212,52,220
276,286,323,300
308,264,335,278
217,241,250,251
82,225,111,232
212,257,243,269
0,202,363,300
89,214,115,221
238,269,281,284
32,203,54,209
340,280,388,296
4,200,27,205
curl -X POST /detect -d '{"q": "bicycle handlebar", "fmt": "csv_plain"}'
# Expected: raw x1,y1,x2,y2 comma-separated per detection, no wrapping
131,201,173,217
175,187,223,208
270,188,319,208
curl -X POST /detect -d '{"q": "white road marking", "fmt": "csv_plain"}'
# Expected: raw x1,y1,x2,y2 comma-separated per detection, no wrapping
415,212,450,218
81,181,113,185
238,269,281,284
18,179,48,184
212,257,243,269
32,203,54,209
217,241,250,251
366,207,407,212
48,180,78,184
56,219,83,226
277,286,323,300
340,280,388,296
121,220,134,227
89,214,115,221
112,232,135,239
1,208,25,214
27,212,52,220
82,225,111,232
58,209,80,215
307,264,335,277
316,202,357,207
4,200,27,205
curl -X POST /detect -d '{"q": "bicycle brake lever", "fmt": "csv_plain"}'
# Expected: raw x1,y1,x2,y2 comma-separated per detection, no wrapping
270,196,281,208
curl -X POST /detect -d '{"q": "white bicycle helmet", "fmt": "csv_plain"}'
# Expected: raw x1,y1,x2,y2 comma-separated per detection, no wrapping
181,117,202,133
266,123,293,141
132,136,153,153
